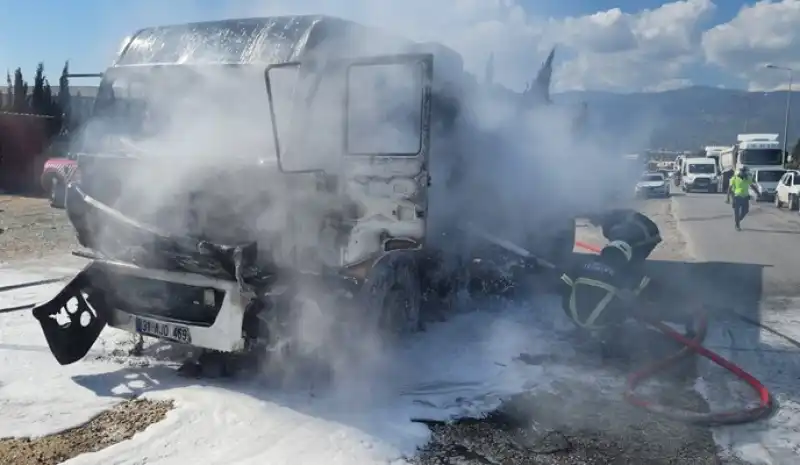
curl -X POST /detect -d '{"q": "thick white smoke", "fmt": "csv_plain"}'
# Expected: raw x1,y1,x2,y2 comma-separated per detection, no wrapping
71,0,662,407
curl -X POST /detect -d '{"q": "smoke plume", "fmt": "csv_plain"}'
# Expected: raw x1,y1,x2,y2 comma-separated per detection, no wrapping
71,0,662,407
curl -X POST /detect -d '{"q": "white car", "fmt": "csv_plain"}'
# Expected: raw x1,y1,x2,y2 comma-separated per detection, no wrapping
752,168,786,202
635,172,669,198
774,170,800,210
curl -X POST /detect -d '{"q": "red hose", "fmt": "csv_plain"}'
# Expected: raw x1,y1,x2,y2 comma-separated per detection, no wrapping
574,240,774,426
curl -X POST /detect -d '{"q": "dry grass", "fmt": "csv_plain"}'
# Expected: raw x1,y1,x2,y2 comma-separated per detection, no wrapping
0,195,79,263
0,399,173,465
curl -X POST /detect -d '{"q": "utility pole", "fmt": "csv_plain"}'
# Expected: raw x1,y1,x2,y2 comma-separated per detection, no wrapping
765,64,794,165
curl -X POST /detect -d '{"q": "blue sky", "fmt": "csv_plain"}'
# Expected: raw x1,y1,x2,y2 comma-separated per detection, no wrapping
0,1,785,92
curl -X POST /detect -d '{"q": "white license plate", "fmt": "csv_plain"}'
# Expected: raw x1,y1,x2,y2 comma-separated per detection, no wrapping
134,317,192,344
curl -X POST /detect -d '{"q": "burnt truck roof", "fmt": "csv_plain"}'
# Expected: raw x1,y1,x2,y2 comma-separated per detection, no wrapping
115,15,464,81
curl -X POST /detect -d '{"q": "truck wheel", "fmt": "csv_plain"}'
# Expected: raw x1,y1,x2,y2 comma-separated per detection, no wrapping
790,194,798,211
49,176,66,208
358,252,422,341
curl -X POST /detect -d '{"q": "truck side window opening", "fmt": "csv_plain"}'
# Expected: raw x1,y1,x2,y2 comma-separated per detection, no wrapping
346,62,424,155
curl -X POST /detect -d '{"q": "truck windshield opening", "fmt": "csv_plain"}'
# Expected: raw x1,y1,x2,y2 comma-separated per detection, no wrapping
740,148,783,165
78,65,288,156
688,164,715,174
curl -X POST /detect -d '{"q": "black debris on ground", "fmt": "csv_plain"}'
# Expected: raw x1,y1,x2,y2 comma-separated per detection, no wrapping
411,388,728,465
410,338,739,465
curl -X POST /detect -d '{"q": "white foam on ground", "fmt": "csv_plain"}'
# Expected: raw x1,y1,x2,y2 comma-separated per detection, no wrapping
696,301,800,465
0,258,588,464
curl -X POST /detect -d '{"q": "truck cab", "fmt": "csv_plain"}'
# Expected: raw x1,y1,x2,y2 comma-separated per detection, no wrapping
718,134,784,192
34,15,579,370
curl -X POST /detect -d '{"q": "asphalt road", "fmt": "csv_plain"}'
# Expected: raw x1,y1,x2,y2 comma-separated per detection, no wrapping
670,188,800,299
670,189,800,465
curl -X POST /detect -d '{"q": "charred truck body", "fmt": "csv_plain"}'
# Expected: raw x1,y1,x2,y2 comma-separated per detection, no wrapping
34,16,576,370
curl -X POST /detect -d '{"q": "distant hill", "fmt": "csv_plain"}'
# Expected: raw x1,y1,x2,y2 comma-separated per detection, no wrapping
555,86,799,152
2,83,795,152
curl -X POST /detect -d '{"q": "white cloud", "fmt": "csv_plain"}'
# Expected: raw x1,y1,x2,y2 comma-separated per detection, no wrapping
552,0,715,92
98,0,721,92
702,0,800,91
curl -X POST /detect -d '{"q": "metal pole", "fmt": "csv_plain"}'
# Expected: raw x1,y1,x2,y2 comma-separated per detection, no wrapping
784,70,793,165
766,65,794,165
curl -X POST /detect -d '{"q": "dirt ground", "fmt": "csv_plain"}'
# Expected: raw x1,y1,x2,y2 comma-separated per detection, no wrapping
0,195,79,263
0,399,173,465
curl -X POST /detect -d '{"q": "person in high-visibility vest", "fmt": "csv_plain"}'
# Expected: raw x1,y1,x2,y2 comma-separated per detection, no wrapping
558,240,652,356
727,167,754,231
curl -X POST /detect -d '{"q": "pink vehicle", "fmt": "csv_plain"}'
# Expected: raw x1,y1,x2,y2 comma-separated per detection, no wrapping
41,154,78,208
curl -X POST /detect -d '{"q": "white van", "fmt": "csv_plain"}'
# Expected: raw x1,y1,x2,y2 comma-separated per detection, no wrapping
681,157,718,193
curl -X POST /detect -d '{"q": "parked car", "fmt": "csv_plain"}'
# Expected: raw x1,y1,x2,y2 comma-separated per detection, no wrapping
774,170,800,210
751,168,786,202
635,171,669,198
40,154,77,208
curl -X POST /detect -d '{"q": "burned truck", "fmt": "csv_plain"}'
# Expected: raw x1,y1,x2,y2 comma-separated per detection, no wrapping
33,15,576,372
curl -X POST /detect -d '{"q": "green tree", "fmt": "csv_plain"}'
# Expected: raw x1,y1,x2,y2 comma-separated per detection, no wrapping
58,61,71,132
5,70,12,110
12,67,28,113
30,62,46,114
44,78,63,137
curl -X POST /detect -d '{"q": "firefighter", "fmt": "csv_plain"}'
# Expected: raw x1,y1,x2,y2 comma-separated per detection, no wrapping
558,240,652,358
586,208,662,267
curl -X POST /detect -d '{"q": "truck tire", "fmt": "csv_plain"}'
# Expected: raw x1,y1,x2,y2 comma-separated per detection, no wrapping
790,194,798,211
49,176,66,209
358,251,422,342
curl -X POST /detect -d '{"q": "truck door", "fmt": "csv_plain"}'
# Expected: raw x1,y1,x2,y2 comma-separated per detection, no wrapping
340,54,433,266
264,53,433,269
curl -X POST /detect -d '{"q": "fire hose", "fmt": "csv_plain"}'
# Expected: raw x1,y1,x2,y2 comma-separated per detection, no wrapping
575,240,774,426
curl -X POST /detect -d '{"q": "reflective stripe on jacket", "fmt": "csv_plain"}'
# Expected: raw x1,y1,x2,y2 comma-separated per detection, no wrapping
560,274,651,330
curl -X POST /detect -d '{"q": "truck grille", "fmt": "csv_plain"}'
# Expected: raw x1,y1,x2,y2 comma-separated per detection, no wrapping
86,264,225,327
